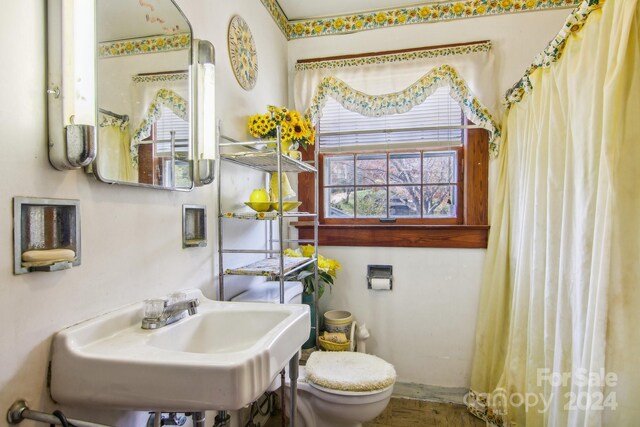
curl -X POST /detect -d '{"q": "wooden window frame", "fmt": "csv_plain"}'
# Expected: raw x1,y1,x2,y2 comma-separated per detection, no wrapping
294,126,489,249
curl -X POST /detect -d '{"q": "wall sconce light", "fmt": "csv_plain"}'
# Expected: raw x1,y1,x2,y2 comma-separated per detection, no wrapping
47,0,97,170
193,39,216,186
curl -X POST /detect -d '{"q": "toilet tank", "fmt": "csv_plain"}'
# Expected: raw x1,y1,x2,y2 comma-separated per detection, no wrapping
231,281,303,304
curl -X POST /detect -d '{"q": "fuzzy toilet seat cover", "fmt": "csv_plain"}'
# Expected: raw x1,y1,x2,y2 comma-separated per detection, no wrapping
305,352,396,392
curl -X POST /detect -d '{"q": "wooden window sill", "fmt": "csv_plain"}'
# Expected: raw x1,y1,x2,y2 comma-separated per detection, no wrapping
292,222,489,249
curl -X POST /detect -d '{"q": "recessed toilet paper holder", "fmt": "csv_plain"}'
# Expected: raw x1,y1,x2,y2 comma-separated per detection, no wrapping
367,265,393,290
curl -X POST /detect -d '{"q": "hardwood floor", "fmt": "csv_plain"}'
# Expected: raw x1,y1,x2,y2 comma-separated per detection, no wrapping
363,397,485,427
264,397,484,427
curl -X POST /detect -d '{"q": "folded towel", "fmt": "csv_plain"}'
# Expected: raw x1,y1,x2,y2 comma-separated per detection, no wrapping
323,332,348,343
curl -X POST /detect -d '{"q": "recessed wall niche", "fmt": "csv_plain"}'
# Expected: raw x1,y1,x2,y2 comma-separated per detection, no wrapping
182,204,207,248
13,197,81,274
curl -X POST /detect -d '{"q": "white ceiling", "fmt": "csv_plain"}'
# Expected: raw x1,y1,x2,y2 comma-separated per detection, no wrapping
97,0,190,42
277,0,438,20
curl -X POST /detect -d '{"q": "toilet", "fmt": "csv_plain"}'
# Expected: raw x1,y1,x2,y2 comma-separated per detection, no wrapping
231,281,396,427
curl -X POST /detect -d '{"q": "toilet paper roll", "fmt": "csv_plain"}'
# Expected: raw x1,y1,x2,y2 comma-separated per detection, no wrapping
370,277,391,290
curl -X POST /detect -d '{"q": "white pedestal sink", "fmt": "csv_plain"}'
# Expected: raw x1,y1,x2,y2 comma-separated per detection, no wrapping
49,289,310,411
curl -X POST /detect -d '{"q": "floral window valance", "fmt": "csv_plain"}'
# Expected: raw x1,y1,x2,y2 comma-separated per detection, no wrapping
504,0,604,107
307,65,502,157
130,88,187,165
294,40,501,154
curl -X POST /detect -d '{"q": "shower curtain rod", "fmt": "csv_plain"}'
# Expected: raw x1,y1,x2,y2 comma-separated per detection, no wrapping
99,108,129,122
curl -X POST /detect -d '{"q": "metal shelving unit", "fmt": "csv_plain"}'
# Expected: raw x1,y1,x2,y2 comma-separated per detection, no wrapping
215,125,319,427
216,131,319,304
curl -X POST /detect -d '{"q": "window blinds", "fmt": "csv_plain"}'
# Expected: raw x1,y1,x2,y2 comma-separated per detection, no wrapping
155,105,189,154
318,86,464,151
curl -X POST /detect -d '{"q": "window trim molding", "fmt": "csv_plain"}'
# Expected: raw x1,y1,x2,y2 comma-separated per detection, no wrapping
295,125,489,248
294,223,489,249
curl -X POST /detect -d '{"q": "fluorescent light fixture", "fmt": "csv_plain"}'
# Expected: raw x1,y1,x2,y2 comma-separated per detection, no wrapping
47,0,97,170
193,39,216,186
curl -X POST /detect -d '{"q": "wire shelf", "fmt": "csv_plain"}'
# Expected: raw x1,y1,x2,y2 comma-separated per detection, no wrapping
221,211,317,220
220,150,316,173
224,256,312,276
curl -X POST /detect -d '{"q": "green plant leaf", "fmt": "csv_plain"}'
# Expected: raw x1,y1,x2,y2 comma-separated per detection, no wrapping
297,270,315,280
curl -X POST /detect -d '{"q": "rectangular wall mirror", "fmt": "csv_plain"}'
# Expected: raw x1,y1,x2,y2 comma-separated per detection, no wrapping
94,0,194,190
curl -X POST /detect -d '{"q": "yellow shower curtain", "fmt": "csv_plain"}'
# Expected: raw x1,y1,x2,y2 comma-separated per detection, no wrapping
469,1,640,426
97,121,135,183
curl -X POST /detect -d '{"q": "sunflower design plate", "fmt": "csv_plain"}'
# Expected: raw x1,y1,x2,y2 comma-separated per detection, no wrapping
228,15,258,91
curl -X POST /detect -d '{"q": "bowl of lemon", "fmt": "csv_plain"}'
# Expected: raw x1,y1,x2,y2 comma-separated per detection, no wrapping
245,188,273,212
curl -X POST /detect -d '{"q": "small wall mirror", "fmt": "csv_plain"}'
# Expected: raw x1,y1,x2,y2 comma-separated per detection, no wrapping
94,0,193,190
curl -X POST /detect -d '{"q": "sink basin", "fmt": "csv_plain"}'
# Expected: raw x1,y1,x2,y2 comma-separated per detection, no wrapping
49,289,310,411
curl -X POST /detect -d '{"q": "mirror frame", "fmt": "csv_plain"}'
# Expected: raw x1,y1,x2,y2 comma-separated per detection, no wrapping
47,0,216,190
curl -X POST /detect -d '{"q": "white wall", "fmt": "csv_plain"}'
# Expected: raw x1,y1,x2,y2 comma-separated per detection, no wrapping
287,10,570,388
98,50,188,117
0,1,287,426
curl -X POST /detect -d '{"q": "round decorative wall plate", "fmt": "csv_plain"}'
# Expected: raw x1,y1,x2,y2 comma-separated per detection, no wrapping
228,15,258,91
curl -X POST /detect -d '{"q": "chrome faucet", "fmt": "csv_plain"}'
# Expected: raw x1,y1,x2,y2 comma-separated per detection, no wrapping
141,298,199,329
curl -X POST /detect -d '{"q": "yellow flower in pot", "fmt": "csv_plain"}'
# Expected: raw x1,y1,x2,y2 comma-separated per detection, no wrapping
247,106,315,154
284,245,341,298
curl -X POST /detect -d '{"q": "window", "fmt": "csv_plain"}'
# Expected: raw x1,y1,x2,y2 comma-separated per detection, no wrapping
296,87,489,248
323,149,462,222
138,105,191,187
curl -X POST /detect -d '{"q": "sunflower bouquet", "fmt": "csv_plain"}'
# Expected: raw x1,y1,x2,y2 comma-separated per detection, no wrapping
284,245,341,298
248,106,315,151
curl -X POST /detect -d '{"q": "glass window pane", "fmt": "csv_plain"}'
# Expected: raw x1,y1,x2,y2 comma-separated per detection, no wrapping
175,161,191,188
325,187,354,218
356,154,387,185
356,187,387,218
390,186,420,217
423,185,456,217
324,155,354,186
423,151,456,184
389,152,420,184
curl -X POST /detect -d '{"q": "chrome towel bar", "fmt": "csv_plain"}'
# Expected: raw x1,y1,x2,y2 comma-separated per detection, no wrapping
7,400,111,427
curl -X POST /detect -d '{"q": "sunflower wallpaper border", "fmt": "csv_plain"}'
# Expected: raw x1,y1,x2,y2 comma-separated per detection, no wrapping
98,33,191,58
131,72,188,84
260,0,580,40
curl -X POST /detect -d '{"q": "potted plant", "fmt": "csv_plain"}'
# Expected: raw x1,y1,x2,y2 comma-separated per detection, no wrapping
284,245,341,348
247,106,315,156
